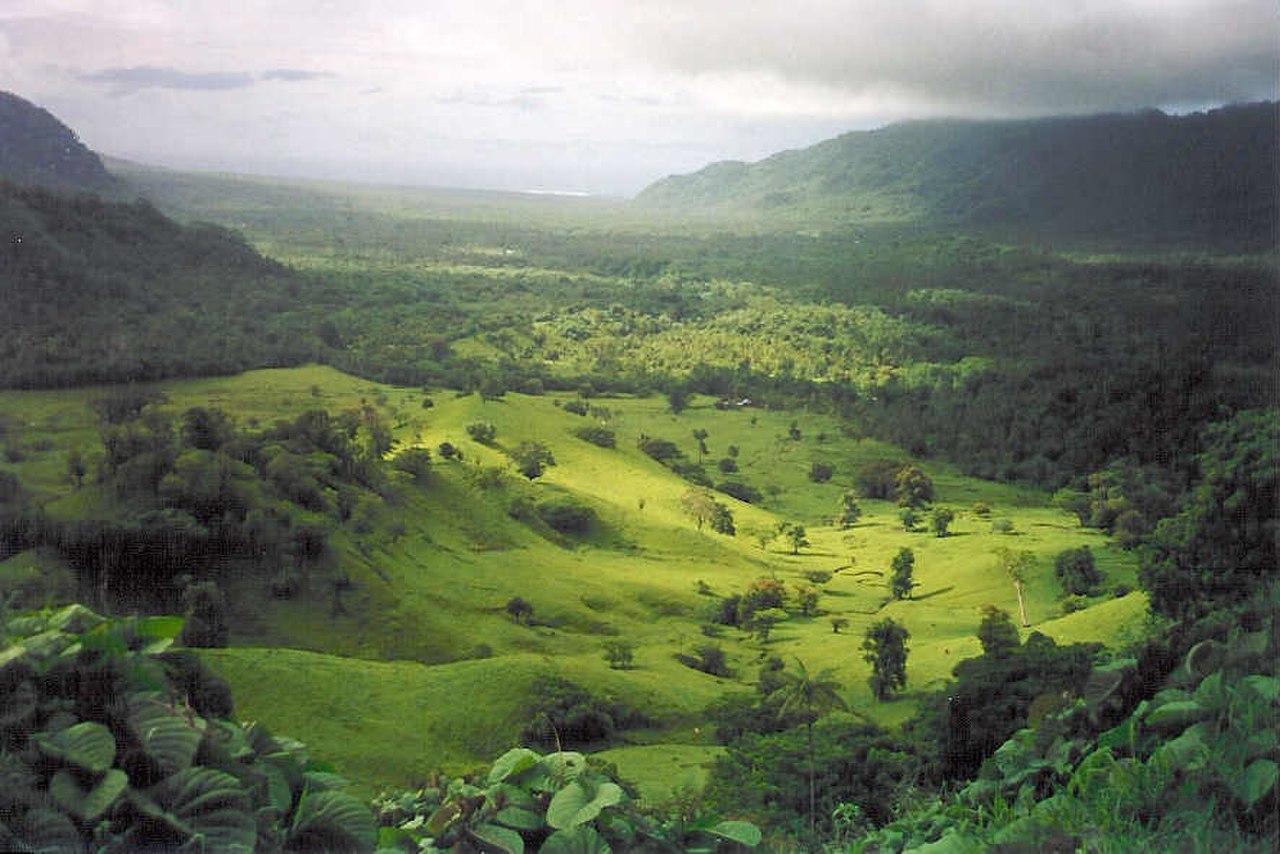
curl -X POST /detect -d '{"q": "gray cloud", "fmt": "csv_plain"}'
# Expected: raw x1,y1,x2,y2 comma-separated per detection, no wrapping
260,68,331,82
625,0,1279,115
80,66,255,92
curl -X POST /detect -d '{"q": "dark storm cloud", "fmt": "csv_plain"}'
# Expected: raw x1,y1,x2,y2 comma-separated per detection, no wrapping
629,0,1279,114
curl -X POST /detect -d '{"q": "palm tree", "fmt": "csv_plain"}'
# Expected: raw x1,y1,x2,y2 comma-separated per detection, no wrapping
770,659,848,839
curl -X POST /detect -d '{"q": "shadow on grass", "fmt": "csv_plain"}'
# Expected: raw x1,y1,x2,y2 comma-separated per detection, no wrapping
911,585,956,601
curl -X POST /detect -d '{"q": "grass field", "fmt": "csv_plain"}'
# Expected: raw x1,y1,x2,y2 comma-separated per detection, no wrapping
0,364,1143,797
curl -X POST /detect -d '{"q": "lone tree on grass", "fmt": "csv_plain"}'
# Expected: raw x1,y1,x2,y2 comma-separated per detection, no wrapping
505,596,534,625
838,492,862,528
829,616,849,634
931,507,955,537
691,428,709,461
779,522,809,554
890,547,916,600
862,618,909,701
466,421,496,445
681,488,718,530
511,441,556,480
770,660,847,839
996,547,1036,627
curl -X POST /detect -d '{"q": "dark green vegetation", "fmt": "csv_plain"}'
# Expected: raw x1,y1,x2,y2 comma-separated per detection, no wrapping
639,102,1279,248
0,605,376,852
0,91,118,194
1,95,1277,851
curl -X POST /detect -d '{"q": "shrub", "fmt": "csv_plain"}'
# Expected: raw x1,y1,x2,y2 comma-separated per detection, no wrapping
899,507,919,532
637,434,681,462
1054,545,1104,595
520,676,647,749
678,644,732,677
930,507,955,537
536,498,595,534
466,421,496,444
717,457,739,473
437,441,463,460
804,570,833,585
857,459,902,499
505,596,534,624
393,447,432,481
563,398,589,415
992,517,1015,534
716,481,762,504
971,500,993,518
574,425,616,447
603,640,635,670
670,460,712,486
809,461,835,483
894,465,934,508
1061,594,1089,614
510,440,556,479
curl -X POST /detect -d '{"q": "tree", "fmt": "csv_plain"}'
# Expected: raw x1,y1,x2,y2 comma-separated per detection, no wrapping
788,421,802,441
889,548,915,600
793,583,819,616
838,492,862,528
862,618,909,701
692,428,709,461
180,406,233,451
829,616,849,634
976,604,1020,657
930,507,955,537
511,441,555,479
1054,546,1103,595
894,465,934,508
899,507,919,532
667,386,690,414
505,596,534,624
65,446,86,487
603,640,635,670
681,488,718,530
393,447,432,482
178,580,229,648
995,547,1036,627
466,421,496,445
809,461,834,483
437,441,462,461
709,502,736,536
727,444,739,459
770,660,848,838
780,522,809,554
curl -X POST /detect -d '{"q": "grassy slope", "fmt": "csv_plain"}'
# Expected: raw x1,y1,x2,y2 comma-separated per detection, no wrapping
0,365,1143,798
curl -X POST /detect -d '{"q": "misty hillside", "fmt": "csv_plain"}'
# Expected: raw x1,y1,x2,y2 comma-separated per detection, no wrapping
637,103,1279,244
0,91,118,194
0,182,321,387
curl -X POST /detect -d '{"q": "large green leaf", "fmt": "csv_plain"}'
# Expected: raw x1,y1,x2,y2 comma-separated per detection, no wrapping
13,806,81,853
470,822,525,854
489,748,541,784
1237,759,1278,809
539,825,611,854
494,806,544,832
49,767,128,822
1243,675,1280,703
546,780,623,830
129,696,206,775
35,722,116,773
148,766,256,854
707,820,762,848
286,788,376,853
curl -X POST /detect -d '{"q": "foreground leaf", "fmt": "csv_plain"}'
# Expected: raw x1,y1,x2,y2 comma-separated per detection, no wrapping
287,788,376,852
35,722,116,773
49,767,127,822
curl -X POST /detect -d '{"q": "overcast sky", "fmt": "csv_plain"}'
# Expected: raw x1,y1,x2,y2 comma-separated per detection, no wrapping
2,1,1276,195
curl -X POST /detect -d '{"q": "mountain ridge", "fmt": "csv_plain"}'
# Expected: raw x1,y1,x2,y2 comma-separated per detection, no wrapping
0,90,119,194
636,102,1279,245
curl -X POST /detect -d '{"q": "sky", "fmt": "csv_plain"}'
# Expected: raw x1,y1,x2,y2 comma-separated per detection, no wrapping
2,1,1276,195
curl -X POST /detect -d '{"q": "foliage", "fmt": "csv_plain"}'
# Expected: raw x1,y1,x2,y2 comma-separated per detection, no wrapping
1055,546,1103,596
838,492,862,529
677,644,733,678
505,597,534,625
373,745,759,852
0,605,375,853
520,678,648,751
511,441,557,480
889,548,915,600
862,619,910,701
930,507,955,538
808,462,834,483
466,421,497,445
895,466,934,509
535,498,595,535
602,640,634,670
572,426,615,448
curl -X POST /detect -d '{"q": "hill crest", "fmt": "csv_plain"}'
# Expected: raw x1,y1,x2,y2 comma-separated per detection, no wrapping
0,90,118,193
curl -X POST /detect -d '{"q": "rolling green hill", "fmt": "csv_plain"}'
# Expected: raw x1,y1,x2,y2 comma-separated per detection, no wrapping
637,103,1279,246
0,365,1144,797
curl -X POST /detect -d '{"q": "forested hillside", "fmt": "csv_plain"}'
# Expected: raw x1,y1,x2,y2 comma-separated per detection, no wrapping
638,103,1279,247
0,91,118,194
0,183,321,387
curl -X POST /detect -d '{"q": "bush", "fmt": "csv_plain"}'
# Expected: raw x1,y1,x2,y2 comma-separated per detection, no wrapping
992,517,1015,534
716,481,762,504
637,435,681,462
717,457,739,473
1054,546,1104,595
809,461,835,483
930,507,955,537
393,447,432,481
510,440,556,479
574,425,616,447
520,676,647,749
857,459,902,499
537,497,595,534
437,441,463,460
563,398,589,415
678,644,732,677
603,640,635,670
505,596,534,624
466,421,496,444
